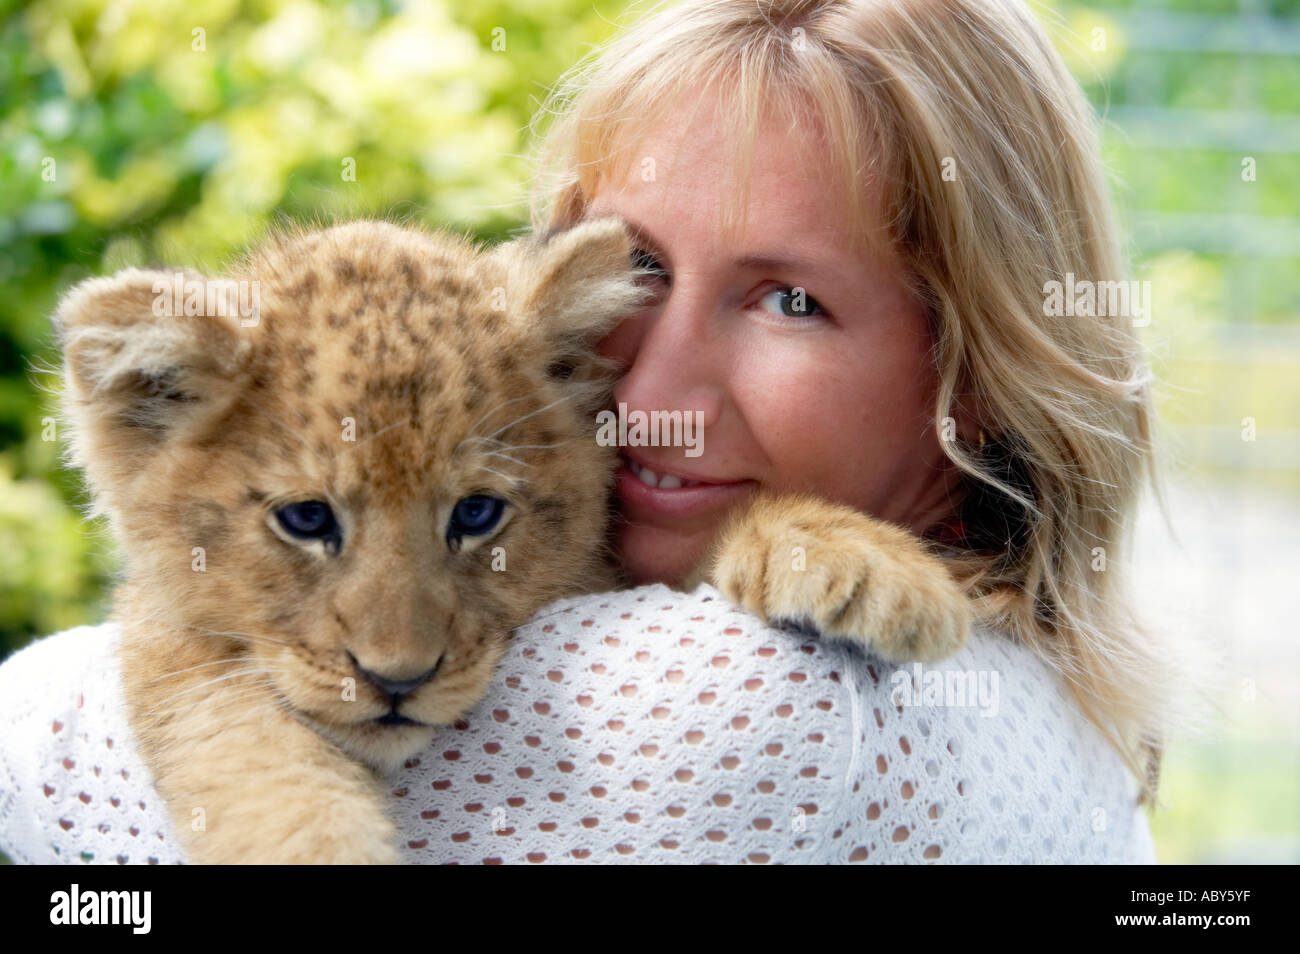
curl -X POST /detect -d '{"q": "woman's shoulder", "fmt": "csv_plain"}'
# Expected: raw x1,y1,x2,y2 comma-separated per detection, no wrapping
390,583,873,862
0,622,125,728
449,583,1155,864
0,621,184,865
823,619,1156,863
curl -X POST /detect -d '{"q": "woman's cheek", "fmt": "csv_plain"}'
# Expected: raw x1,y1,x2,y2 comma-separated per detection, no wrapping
761,345,920,498
739,369,842,483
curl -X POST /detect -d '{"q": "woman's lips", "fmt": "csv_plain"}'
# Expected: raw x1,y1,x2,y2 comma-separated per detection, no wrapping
615,452,755,521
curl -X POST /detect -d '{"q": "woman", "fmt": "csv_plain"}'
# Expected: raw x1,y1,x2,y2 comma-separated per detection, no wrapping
0,0,1183,863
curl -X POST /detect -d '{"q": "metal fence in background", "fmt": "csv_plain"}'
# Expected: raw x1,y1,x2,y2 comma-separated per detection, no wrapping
1082,2,1300,473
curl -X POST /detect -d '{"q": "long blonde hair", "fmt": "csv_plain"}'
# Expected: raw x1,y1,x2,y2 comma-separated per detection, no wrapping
526,0,1185,803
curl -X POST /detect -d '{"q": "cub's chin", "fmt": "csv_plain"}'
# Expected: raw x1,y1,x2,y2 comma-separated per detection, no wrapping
295,710,440,775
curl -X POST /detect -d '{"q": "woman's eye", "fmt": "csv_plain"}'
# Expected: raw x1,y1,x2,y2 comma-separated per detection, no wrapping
757,286,826,320
275,501,340,544
630,247,667,282
448,495,506,545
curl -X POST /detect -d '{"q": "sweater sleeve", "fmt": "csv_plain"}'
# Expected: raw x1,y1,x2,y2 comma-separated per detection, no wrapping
0,583,1156,865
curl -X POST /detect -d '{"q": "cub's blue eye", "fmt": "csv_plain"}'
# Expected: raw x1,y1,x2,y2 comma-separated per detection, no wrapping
275,501,338,543
448,495,505,545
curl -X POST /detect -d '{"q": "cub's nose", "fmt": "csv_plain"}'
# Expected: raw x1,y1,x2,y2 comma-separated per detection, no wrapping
349,652,442,701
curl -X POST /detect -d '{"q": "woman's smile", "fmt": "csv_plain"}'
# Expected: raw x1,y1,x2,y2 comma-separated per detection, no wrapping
616,449,756,523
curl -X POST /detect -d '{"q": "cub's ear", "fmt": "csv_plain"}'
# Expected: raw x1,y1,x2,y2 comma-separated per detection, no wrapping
492,216,655,372
53,267,253,493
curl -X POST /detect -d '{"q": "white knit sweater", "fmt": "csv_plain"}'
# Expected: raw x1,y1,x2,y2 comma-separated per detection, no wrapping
0,583,1155,864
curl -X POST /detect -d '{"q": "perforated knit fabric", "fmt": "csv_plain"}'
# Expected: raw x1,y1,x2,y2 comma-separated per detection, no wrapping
0,583,1155,864
0,621,183,865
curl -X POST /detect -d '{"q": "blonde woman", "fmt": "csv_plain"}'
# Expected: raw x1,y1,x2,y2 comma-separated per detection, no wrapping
1,0,1185,863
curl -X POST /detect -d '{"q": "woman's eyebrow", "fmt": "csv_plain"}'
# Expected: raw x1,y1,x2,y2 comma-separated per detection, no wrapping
588,209,840,277
732,252,829,274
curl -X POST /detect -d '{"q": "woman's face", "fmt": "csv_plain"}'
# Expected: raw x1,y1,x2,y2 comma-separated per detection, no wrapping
586,92,964,586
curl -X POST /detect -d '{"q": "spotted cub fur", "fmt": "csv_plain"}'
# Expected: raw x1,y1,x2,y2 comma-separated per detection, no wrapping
54,217,969,864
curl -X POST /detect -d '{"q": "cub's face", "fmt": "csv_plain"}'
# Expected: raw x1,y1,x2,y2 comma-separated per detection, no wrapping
56,219,648,770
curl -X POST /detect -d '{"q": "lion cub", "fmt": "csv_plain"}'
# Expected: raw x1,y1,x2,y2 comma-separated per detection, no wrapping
54,217,969,864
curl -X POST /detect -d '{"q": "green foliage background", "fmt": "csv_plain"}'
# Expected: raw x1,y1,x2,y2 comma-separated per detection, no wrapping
1,0,1297,864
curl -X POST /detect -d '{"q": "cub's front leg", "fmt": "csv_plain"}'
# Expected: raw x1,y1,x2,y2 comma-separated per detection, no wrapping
125,663,399,864
685,489,971,663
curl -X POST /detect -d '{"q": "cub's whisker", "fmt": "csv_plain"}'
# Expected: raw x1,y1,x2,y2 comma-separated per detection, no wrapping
465,395,532,440
483,392,580,442
181,625,290,648
483,450,531,468
143,667,288,716
147,682,284,722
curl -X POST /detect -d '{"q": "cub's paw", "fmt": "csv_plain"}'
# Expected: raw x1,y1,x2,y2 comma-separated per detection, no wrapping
701,491,970,663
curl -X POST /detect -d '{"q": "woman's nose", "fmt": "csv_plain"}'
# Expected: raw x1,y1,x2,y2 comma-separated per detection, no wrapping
605,288,724,431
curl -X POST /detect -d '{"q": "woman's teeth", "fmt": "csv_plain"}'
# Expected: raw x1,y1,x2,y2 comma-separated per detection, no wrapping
626,457,701,489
